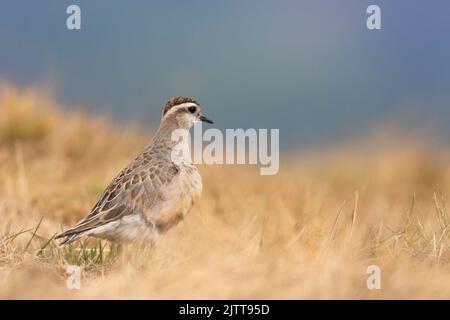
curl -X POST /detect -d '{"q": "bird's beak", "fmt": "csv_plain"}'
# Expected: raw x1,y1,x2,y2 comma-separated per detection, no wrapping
199,114,214,124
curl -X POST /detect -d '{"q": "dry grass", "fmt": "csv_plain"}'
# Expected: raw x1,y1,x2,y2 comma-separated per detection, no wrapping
1,83,450,299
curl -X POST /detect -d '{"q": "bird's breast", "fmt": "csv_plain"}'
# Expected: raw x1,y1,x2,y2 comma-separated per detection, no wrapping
149,164,202,233
180,164,202,205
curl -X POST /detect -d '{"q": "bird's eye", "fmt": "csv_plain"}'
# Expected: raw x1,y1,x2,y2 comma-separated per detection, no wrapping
188,106,197,113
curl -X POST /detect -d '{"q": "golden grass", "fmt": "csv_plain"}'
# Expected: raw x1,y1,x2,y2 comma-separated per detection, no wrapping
1,83,450,299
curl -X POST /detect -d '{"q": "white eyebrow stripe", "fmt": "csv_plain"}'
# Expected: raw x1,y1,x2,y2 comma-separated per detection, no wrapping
164,103,199,117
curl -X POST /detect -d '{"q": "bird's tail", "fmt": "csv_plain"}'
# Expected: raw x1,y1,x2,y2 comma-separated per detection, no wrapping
55,229,85,246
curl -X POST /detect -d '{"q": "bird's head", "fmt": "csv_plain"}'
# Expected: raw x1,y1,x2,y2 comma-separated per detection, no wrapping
161,96,213,129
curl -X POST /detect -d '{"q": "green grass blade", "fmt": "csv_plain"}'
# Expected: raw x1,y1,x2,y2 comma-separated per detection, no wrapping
25,215,44,251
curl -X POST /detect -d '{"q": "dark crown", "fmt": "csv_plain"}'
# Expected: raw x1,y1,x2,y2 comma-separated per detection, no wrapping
163,96,199,115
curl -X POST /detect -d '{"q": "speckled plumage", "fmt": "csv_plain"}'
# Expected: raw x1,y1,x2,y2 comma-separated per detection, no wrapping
55,96,210,245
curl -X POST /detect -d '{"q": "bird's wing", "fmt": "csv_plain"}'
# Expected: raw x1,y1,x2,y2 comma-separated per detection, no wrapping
55,161,180,239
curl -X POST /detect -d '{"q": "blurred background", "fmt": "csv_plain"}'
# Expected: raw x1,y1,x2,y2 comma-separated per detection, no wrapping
2,1,450,299
1,0,449,149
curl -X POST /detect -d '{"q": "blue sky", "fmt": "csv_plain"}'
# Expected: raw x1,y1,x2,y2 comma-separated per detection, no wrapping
1,0,449,148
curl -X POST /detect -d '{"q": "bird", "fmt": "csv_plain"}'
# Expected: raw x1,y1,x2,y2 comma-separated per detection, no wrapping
55,96,213,246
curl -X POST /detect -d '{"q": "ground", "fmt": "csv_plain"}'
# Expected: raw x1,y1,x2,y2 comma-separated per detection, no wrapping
1,84,450,299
